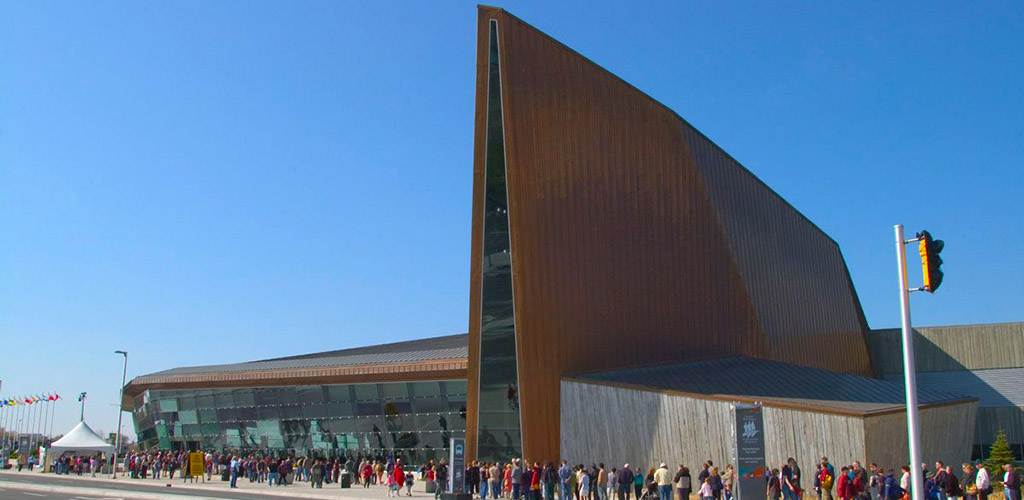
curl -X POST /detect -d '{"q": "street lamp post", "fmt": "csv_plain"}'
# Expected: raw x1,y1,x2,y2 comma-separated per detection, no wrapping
112,350,128,479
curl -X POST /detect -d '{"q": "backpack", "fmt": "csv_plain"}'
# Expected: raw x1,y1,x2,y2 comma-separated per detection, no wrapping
885,477,903,500
821,469,834,491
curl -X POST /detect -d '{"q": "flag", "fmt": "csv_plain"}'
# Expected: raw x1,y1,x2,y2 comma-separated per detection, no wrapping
55,393,61,400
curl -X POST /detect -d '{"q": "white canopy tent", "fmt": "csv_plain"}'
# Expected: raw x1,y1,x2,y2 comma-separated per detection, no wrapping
48,421,114,456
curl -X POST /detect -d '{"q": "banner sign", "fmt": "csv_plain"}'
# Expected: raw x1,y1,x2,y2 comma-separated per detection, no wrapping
449,437,466,493
188,452,205,478
733,403,766,500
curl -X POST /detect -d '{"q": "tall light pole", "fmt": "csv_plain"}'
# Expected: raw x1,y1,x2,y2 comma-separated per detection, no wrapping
112,350,128,479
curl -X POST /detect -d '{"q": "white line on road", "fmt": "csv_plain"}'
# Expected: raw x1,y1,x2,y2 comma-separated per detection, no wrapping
22,493,46,497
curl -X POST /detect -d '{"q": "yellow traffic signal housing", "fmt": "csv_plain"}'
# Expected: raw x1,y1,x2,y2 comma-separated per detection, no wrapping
917,230,944,292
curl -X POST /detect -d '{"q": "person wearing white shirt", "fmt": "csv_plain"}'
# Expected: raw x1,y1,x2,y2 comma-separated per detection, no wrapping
975,464,991,500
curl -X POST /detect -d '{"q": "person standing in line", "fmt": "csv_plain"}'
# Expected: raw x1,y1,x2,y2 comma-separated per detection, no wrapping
768,468,783,500
533,462,544,500
940,466,960,500
229,455,239,489
491,462,502,499
634,467,645,500
512,459,523,500
654,463,673,500
674,466,691,500
483,463,491,500
837,466,852,500
506,463,515,499
961,464,978,500
609,468,619,500
617,464,634,500
852,462,869,500
1002,463,1021,500
524,463,536,500
974,462,991,500
709,467,723,500
580,467,592,500
783,459,802,500
820,458,836,500
435,460,450,499
934,462,948,500
699,478,714,500
559,461,574,500
311,458,323,488
597,464,609,500
722,465,735,500
899,466,911,500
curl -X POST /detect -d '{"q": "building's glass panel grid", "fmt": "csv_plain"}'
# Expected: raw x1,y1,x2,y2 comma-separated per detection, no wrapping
132,381,466,462
476,18,522,462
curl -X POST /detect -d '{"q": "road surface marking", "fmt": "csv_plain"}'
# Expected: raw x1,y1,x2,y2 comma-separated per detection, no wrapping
22,493,46,497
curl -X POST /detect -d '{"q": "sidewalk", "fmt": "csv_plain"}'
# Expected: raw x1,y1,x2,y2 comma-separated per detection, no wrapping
0,468,428,500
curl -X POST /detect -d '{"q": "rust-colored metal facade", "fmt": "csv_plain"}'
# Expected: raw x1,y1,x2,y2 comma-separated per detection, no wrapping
467,7,872,462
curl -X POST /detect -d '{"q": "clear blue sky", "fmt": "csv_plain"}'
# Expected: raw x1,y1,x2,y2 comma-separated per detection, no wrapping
1,2,1021,438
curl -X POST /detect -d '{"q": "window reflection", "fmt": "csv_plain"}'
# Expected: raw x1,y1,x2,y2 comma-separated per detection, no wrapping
475,19,523,463
132,380,467,462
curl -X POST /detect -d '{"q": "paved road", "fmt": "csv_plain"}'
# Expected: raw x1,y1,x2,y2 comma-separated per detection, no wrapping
0,483,136,500
0,474,302,500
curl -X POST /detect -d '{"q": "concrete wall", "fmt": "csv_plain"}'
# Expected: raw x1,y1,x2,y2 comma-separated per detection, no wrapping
560,380,865,470
562,380,975,472
864,401,976,469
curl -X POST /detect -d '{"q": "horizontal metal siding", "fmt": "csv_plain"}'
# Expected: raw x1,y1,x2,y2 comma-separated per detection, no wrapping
869,323,1024,374
580,356,968,412
884,368,1024,408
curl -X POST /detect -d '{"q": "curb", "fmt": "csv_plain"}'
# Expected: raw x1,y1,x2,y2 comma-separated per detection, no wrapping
0,481,225,500
0,476,422,500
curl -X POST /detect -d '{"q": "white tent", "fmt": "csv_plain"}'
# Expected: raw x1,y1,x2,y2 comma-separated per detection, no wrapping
48,421,114,456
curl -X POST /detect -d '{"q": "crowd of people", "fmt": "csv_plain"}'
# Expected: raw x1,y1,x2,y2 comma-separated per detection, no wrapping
26,451,1023,500
426,456,1020,500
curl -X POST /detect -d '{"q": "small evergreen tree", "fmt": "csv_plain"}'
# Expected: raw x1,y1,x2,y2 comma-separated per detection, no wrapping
983,429,1016,478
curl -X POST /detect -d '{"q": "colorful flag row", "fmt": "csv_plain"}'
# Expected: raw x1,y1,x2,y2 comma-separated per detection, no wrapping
1,394,61,406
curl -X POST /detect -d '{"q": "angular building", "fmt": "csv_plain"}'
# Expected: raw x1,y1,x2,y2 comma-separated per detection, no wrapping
466,6,873,463
124,6,1012,471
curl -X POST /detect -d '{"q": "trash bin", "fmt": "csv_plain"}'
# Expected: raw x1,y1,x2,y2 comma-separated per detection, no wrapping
341,472,352,489
221,469,230,481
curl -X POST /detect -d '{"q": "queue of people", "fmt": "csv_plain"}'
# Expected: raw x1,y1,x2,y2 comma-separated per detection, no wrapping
14,449,1020,500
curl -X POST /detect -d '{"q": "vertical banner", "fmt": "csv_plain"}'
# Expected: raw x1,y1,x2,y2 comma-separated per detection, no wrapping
732,404,766,500
449,437,466,493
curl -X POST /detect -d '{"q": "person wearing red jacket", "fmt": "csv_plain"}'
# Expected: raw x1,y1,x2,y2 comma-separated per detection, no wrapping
394,461,406,496
838,467,853,500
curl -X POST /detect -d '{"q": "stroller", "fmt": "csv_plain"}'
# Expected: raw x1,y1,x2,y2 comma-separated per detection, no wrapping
639,480,660,500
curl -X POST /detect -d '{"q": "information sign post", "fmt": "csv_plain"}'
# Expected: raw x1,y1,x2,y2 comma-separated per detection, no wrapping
732,403,766,500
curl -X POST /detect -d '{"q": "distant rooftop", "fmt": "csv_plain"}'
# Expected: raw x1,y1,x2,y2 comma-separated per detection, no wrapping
570,356,976,416
140,333,468,378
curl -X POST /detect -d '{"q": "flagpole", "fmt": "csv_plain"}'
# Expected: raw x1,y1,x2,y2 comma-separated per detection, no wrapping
48,396,58,441
27,397,37,456
41,396,51,449
14,398,21,453
16,398,25,453
1,404,8,454
34,396,45,457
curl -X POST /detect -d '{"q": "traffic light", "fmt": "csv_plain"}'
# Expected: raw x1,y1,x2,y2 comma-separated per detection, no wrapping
916,230,944,292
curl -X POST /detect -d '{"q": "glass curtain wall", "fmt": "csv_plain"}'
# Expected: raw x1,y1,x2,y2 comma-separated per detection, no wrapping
475,18,523,462
132,380,466,463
